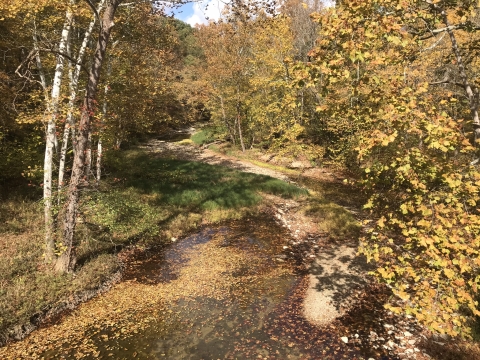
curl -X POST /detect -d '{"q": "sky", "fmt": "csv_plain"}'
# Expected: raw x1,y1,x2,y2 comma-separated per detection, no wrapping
172,0,227,27
170,0,334,27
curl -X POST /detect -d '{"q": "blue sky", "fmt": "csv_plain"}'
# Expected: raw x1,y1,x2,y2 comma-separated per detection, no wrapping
169,0,334,27
171,0,226,26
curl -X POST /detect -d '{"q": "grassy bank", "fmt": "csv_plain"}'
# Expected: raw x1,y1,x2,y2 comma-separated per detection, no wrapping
0,147,306,337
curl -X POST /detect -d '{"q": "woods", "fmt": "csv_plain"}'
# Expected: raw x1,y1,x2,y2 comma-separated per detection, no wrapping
1,0,480,354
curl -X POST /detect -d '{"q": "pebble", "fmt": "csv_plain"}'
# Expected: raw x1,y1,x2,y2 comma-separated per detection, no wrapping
404,331,413,337
341,337,348,344
408,339,416,345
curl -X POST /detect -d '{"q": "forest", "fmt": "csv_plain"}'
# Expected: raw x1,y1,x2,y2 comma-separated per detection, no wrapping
1,0,480,358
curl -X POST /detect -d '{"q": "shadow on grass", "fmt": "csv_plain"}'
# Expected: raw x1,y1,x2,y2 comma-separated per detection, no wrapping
107,150,306,210
297,176,366,212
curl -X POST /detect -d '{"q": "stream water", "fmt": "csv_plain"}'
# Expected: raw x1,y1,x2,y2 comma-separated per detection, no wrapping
37,216,363,359
94,217,300,359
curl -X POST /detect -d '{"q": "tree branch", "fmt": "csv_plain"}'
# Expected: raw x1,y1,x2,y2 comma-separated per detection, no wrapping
39,48,90,75
82,0,100,22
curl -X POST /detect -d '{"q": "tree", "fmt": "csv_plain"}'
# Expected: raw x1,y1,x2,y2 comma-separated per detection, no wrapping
305,0,480,336
57,0,124,272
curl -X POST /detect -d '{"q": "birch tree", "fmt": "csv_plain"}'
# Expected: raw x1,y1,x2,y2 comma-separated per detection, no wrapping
43,0,75,262
58,0,106,199
57,0,124,272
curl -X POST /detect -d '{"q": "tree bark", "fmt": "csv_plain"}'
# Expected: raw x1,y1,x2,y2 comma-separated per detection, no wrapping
85,131,92,179
237,111,245,152
97,55,112,183
58,0,105,200
219,95,235,144
44,1,74,263
236,85,245,152
57,0,122,273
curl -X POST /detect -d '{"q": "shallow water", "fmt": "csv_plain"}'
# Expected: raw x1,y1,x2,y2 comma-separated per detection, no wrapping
98,217,302,359
38,217,366,360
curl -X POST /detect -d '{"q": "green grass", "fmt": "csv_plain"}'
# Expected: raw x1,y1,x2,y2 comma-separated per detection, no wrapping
103,149,305,215
190,127,217,146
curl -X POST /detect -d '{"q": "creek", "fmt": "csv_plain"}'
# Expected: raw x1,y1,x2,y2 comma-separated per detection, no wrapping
36,216,361,359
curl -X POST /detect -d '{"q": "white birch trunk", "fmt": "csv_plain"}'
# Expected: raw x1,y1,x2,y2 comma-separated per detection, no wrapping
85,131,92,179
97,96,106,183
44,1,75,262
58,0,105,197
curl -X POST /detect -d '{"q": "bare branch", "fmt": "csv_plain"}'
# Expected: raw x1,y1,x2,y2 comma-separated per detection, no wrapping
15,49,38,80
421,33,446,52
82,0,100,22
38,48,90,75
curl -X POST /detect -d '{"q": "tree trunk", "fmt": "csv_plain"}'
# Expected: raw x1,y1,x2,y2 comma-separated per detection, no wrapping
85,131,92,179
236,85,245,152
219,95,235,144
44,1,74,263
237,112,245,152
58,0,104,200
97,56,112,183
96,135,103,183
57,0,122,273
233,116,237,146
